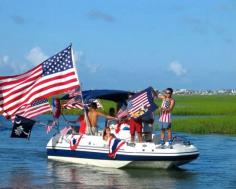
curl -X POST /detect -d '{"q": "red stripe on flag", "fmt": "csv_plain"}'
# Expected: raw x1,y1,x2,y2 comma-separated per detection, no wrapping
0,45,80,119
4,77,78,116
11,99,51,120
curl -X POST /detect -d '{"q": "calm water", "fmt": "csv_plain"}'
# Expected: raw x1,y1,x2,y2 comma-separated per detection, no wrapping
0,115,236,189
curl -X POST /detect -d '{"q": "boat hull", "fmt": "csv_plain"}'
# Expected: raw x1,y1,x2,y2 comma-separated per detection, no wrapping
46,134,199,169
47,155,198,169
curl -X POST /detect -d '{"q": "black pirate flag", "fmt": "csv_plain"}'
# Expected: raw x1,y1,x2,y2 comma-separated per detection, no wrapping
11,115,35,140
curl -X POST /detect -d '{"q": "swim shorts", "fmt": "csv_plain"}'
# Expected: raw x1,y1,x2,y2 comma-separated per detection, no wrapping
159,121,171,129
129,118,142,135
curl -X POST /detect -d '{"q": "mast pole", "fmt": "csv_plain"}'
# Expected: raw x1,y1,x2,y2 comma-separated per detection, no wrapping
71,45,92,135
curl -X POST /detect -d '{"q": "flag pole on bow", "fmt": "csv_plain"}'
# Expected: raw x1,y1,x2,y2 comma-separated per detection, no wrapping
71,45,92,135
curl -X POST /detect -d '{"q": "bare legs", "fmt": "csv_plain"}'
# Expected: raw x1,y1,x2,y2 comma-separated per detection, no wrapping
160,129,165,140
131,133,142,143
138,132,142,143
131,134,135,143
160,128,172,142
167,128,172,141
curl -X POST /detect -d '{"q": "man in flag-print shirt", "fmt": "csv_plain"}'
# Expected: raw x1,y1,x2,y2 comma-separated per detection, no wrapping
157,88,175,146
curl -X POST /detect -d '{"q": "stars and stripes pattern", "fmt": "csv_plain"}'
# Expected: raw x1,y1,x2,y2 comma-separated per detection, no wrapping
159,100,171,123
108,138,126,159
0,107,8,117
11,98,52,121
128,92,150,114
45,120,57,134
70,134,83,151
63,97,84,110
63,99,84,110
68,87,81,98
63,103,84,110
0,45,80,119
60,126,72,136
127,87,157,119
117,105,128,119
63,98,103,110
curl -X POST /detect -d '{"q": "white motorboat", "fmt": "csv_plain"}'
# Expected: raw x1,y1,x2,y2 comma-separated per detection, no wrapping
46,129,199,169
47,89,199,169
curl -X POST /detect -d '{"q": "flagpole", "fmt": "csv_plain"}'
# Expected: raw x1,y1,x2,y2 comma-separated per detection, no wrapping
71,45,92,135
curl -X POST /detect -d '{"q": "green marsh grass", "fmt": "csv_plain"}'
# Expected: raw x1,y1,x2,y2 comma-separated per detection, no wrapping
62,95,236,134
166,95,236,134
172,116,236,134
171,95,236,116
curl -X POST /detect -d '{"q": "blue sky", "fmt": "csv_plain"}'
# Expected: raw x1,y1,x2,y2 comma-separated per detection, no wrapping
0,0,235,91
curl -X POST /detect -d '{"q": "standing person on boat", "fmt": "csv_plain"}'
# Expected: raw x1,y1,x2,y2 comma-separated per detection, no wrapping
129,117,143,143
142,112,154,142
158,88,175,146
87,102,116,135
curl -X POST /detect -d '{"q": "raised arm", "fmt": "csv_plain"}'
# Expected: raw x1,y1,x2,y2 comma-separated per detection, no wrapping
97,111,116,120
153,90,165,100
158,94,166,100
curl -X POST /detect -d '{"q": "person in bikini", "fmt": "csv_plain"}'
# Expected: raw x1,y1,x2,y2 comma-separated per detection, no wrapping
87,102,116,135
157,88,175,146
103,126,116,141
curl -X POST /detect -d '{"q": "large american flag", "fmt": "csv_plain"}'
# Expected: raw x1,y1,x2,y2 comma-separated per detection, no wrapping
0,45,80,119
12,98,52,120
127,87,157,119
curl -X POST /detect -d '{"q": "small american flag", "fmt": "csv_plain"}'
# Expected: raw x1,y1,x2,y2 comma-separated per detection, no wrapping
63,97,103,110
117,105,128,119
63,97,84,110
127,87,157,119
12,98,51,120
68,87,81,98
60,126,72,136
0,45,80,119
46,120,57,134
